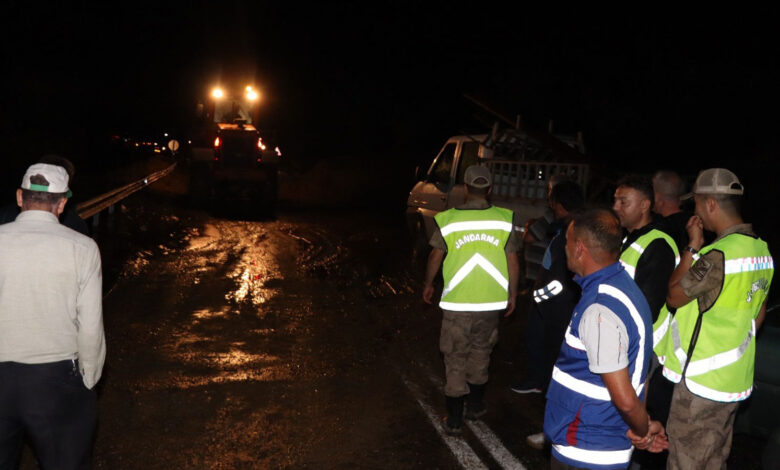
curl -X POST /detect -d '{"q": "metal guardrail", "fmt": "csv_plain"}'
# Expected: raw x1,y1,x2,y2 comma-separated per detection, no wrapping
76,163,176,219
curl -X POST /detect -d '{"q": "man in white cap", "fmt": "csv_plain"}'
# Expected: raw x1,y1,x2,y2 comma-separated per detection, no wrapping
423,164,520,435
0,163,105,468
653,168,774,469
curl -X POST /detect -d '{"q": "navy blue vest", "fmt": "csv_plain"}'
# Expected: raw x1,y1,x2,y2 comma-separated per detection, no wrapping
543,262,652,470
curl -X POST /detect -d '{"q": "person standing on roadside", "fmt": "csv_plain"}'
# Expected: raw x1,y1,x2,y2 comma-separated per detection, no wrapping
512,183,584,390
652,170,693,253
423,165,520,435
654,168,773,469
0,155,89,235
544,209,667,470
511,181,585,450
613,175,679,320
0,163,105,469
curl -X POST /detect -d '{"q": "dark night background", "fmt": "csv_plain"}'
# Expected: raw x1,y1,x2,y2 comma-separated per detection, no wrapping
1,3,779,219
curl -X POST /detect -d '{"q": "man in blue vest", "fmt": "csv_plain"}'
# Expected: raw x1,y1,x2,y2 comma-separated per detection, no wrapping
544,209,667,469
658,168,773,469
423,165,520,435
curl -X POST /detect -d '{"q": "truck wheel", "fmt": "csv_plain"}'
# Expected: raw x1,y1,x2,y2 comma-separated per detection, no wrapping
409,214,429,268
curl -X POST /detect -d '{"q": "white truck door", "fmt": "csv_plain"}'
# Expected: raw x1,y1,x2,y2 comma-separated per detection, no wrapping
408,141,457,213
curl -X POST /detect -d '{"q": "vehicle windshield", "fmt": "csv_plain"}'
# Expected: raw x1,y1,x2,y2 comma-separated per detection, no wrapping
214,99,254,124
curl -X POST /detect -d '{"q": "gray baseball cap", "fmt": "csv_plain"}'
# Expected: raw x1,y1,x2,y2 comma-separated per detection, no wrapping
681,168,744,200
464,165,492,188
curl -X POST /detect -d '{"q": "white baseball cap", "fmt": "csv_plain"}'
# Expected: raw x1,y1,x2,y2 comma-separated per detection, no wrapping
21,163,70,195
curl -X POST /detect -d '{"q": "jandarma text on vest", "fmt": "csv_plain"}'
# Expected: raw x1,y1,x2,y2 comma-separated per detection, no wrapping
453,233,501,249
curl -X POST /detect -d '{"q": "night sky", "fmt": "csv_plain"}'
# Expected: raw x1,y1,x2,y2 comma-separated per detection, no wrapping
2,4,779,181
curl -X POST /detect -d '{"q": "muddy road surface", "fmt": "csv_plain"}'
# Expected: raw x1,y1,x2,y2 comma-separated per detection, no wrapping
18,187,765,469
14,190,544,469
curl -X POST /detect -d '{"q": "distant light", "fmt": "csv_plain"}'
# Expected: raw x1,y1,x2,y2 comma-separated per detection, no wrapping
257,138,266,150
275,146,282,157
187,140,192,144
247,90,259,101
212,87,224,99
214,137,221,148
162,146,166,151
246,85,253,91
164,133,168,137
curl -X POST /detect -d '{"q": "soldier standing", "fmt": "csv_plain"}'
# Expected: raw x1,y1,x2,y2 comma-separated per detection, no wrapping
423,165,520,435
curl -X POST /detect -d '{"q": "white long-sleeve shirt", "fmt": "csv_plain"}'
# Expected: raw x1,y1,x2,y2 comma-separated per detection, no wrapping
0,209,105,388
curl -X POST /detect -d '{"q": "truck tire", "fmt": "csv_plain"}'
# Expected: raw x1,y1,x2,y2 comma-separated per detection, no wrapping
408,214,429,268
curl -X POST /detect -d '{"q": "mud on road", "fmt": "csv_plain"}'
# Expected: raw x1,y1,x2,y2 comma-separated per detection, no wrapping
16,185,766,469
16,190,551,470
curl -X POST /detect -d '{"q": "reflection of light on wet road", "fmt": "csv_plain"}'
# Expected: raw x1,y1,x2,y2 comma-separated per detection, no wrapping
225,266,268,305
192,307,230,321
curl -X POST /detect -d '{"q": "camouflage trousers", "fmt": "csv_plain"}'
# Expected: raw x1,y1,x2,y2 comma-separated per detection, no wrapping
439,309,501,397
666,381,739,470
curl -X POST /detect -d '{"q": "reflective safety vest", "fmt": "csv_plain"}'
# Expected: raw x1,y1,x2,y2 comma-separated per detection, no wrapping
619,228,680,280
653,233,774,402
434,206,513,311
544,262,653,470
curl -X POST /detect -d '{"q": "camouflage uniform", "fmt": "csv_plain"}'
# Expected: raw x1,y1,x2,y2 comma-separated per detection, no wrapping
439,309,501,396
429,197,520,397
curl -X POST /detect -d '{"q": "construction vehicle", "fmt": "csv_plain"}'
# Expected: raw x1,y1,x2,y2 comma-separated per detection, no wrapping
189,84,280,213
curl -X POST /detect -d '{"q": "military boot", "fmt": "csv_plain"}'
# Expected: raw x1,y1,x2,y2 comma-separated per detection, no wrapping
443,396,465,435
465,382,487,420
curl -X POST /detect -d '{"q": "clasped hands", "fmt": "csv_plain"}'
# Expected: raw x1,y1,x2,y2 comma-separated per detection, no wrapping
627,420,669,453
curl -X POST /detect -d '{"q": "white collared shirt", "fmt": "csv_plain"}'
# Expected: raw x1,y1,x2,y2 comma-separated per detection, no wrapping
0,210,105,388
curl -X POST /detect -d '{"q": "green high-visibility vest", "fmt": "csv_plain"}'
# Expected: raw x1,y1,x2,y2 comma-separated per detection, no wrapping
653,233,774,402
434,206,514,311
619,228,680,280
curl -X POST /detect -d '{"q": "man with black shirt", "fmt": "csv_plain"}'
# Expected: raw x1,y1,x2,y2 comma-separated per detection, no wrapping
652,170,692,253
613,175,679,319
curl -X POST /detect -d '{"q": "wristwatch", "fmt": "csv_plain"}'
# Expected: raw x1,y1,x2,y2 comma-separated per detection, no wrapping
684,246,700,261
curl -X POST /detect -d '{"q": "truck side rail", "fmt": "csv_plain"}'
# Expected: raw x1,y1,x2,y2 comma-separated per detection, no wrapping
483,160,589,200
76,163,176,219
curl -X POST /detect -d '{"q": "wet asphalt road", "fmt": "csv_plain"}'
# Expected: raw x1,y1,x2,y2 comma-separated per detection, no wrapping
17,174,765,469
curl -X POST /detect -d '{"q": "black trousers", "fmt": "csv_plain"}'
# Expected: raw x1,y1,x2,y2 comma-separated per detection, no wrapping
0,360,97,470
524,296,576,388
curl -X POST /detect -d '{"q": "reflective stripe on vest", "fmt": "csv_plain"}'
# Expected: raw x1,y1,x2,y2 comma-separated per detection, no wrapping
553,444,634,466
600,284,647,393
662,366,754,402
564,324,586,350
619,230,680,280
724,256,774,274
534,280,563,303
441,253,509,297
552,283,647,400
653,309,671,349
439,220,514,237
